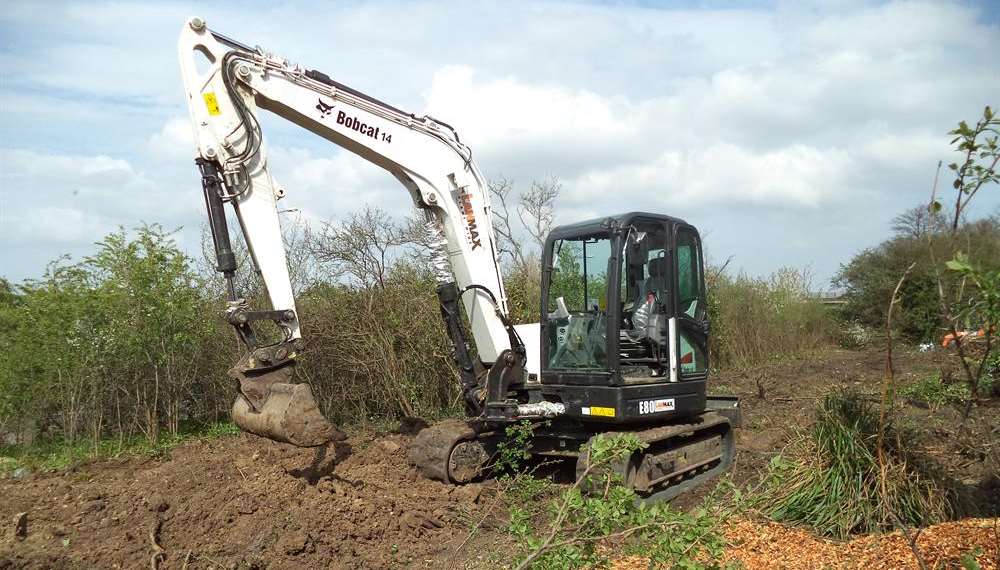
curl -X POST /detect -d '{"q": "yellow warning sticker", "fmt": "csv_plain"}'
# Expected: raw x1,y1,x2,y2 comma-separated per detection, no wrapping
203,92,221,116
584,406,616,417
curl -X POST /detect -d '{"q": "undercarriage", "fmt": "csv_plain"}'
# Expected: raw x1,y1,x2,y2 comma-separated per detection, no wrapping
409,406,737,501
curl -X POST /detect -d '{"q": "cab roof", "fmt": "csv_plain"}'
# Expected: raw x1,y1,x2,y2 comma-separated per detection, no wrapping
546,212,693,242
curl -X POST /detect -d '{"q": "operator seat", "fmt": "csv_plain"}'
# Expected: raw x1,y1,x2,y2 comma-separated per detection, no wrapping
641,256,668,304
627,256,668,342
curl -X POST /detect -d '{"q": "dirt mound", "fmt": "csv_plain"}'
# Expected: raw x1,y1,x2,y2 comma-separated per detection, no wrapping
0,432,496,569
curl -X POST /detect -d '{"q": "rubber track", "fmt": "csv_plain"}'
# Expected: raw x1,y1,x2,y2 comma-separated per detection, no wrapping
408,419,476,483
576,412,735,503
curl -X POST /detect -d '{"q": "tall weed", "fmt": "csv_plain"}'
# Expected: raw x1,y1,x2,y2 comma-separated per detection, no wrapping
759,390,957,538
708,267,835,370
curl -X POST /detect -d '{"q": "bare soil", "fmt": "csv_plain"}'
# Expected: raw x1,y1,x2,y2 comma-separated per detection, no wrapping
702,347,1000,514
1,347,997,569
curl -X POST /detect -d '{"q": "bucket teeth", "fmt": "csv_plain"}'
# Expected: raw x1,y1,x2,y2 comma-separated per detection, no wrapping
228,355,343,447
232,382,344,447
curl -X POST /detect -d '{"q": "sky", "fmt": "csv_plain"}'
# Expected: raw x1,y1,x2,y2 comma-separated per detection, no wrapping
1,0,999,289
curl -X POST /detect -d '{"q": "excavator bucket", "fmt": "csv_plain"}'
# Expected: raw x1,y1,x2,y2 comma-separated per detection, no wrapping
229,358,343,447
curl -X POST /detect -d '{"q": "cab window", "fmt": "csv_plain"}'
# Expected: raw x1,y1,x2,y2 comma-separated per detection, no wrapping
675,227,708,375
676,228,704,320
546,235,612,370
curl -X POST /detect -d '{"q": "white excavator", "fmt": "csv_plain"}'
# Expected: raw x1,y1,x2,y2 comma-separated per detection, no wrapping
178,18,739,501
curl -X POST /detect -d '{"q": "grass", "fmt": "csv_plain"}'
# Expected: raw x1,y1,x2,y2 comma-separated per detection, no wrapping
0,421,240,476
758,389,955,539
900,374,996,409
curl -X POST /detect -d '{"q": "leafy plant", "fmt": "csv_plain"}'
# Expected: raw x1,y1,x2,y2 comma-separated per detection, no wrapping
509,433,727,569
899,374,994,410
929,107,1000,418
960,547,985,570
943,253,1000,406
940,106,1000,232
495,420,535,475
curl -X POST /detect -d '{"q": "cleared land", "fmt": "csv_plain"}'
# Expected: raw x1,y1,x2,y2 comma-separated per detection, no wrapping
1,347,997,569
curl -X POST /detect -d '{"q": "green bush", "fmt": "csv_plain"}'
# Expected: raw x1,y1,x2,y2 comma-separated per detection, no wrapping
759,390,956,539
494,420,535,475
0,222,559,447
295,263,461,424
834,212,1000,342
0,225,226,446
900,374,995,409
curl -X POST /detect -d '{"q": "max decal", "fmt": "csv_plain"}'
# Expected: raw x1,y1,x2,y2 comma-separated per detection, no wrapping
459,189,482,250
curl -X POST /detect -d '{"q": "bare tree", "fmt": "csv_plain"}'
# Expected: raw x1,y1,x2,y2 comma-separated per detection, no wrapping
891,204,947,239
197,212,317,299
278,212,320,295
309,206,417,289
488,176,527,267
486,175,562,269
518,176,561,249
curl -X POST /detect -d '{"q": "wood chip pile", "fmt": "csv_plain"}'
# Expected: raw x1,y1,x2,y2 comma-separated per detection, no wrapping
611,517,999,569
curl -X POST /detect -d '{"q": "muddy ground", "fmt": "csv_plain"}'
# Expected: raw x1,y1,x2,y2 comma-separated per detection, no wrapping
1,347,997,569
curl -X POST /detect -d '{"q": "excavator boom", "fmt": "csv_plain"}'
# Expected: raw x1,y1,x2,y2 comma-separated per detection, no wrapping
178,18,521,445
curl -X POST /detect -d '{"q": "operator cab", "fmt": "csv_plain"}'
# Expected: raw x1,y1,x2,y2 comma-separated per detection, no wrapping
538,212,710,424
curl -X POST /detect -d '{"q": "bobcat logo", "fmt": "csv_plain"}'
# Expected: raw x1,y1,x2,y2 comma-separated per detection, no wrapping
316,98,334,117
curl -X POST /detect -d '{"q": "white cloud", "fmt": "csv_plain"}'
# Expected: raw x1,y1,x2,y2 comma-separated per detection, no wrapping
0,147,203,258
267,145,416,225
1,206,105,245
568,144,852,209
2,0,999,286
425,65,633,146
147,116,195,160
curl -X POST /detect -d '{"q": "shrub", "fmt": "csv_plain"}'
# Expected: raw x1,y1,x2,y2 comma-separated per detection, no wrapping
838,321,875,349
508,433,726,569
503,259,542,325
0,226,225,446
494,420,534,475
900,374,995,410
295,264,461,424
707,266,835,369
759,390,956,538
834,212,1000,342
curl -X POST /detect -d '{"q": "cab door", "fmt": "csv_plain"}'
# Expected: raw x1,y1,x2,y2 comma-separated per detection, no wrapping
671,224,709,380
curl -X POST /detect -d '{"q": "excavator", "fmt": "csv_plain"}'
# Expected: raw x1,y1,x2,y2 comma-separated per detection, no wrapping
178,18,739,501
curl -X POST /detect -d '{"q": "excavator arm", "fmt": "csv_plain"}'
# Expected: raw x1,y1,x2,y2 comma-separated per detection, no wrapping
178,18,526,446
